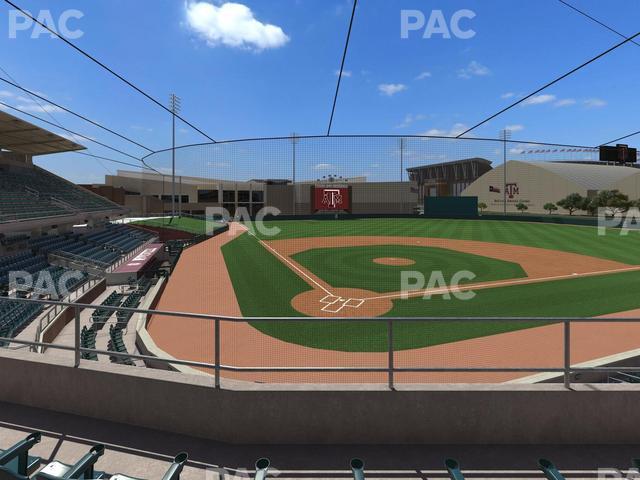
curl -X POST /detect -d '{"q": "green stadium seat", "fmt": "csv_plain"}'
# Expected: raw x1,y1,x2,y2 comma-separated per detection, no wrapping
444,459,465,480
539,459,566,480
36,445,105,480
0,432,41,478
108,452,188,480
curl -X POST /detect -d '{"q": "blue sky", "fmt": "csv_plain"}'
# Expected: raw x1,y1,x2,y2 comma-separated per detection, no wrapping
1,0,639,183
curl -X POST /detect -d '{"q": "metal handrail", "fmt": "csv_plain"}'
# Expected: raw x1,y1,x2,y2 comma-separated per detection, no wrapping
0,295,639,390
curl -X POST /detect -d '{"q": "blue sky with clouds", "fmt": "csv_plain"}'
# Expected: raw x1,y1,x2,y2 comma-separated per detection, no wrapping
1,0,639,183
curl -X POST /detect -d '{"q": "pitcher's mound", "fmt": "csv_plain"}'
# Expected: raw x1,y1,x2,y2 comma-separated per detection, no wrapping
291,288,393,317
373,257,416,266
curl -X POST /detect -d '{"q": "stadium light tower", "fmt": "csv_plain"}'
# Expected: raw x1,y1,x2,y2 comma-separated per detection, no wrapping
500,129,512,215
169,94,182,218
291,132,299,215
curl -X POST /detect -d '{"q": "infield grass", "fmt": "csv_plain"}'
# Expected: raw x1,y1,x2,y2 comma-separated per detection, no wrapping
292,245,526,293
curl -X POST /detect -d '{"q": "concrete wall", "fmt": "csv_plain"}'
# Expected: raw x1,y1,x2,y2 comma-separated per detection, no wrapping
1,349,640,445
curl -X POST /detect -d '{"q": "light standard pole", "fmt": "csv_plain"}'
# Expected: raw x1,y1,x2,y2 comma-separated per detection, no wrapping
500,129,512,215
169,94,182,218
291,132,299,215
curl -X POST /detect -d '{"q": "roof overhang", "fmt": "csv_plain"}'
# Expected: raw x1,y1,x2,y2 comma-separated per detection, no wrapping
0,110,85,155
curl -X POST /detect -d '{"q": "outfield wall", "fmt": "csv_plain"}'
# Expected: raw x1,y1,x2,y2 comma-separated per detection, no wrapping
2,348,640,445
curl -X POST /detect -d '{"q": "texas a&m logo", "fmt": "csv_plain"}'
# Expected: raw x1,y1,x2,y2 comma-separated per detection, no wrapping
322,189,343,208
313,187,350,212
505,183,519,199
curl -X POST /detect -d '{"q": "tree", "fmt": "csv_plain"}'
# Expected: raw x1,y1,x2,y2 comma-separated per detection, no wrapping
557,193,584,216
543,203,558,215
478,202,487,214
516,202,528,213
591,190,632,216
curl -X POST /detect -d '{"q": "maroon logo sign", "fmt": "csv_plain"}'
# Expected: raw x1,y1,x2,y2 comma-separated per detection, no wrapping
314,187,350,211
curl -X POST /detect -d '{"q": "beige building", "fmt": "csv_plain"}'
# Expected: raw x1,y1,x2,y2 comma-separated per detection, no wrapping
462,161,640,214
104,170,418,216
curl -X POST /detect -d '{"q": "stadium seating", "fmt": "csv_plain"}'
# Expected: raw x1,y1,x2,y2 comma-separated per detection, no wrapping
0,165,119,223
36,444,105,480
91,292,124,330
114,292,142,329
0,301,43,346
0,432,41,478
53,225,154,267
107,325,134,366
80,325,98,361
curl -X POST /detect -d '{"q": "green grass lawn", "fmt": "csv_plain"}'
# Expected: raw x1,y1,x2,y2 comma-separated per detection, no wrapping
219,219,640,351
248,218,640,264
133,216,219,235
292,245,526,293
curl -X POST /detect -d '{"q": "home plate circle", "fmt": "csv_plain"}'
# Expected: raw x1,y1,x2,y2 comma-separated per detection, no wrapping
291,288,393,317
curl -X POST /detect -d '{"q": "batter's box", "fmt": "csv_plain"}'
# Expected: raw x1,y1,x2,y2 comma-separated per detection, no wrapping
320,297,365,313
343,298,364,308
320,294,341,305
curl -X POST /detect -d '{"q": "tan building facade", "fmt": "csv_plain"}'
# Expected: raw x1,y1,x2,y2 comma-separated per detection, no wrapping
462,161,640,214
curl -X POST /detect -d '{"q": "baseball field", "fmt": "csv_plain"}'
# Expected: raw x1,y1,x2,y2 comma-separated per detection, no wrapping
146,218,640,382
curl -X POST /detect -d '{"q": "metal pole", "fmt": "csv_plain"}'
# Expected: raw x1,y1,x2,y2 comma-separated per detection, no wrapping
400,137,405,213
564,321,571,389
501,129,511,216
291,133,297,216
74,305,80,367
388,319,394,390
172,108,176,218
215,318,221,389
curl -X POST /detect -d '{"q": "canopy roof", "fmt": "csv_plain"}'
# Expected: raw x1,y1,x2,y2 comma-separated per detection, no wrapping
0,110,84,155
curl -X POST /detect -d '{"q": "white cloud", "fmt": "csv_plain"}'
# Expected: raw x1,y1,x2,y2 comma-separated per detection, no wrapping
207,161,231,168
505,124,524,132
415,71,432,80
423,123,469,137
395,113,426,129
15,101,63,114
554,98,576,107
0,90,14,98
522,94,556,106
584,98,607,108
458,61,490,79
334,70,352,78
185,1,289,51
314,163,334,170
501,92,515,99
378,83,407,96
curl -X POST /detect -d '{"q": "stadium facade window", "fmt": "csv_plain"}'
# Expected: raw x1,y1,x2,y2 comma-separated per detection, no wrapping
252,191,264,203
238,190,250,202
198,190,219,202
223,190,236,202
160,195,189,203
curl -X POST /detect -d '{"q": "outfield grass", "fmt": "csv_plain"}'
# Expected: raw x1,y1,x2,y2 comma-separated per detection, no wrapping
292,245,526,293
133,216,218,235
249,218,640,264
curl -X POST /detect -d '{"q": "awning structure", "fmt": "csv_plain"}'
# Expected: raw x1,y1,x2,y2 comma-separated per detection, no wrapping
0,110,85,155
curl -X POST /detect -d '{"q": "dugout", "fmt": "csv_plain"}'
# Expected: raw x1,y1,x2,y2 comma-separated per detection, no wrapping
424,196,478,217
